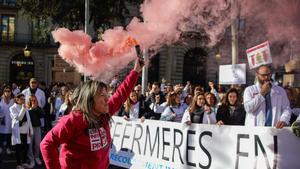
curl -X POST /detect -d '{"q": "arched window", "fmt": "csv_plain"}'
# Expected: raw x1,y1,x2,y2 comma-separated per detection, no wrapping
10,53,35,85
183,48,207,85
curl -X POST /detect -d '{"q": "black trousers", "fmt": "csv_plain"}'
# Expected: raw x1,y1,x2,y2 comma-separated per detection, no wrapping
15,134,28,165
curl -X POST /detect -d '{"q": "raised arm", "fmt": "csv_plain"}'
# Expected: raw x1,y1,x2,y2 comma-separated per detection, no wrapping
108,58,143,115
10,105,26,121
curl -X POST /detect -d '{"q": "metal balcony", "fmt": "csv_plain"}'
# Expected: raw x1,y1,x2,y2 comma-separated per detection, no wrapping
0,33,56,47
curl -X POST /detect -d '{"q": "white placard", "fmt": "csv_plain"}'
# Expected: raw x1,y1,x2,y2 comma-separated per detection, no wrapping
246,41,272,69
219,64,246,85
110,116,300,169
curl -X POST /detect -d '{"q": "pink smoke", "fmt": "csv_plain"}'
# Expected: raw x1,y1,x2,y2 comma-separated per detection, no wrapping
52,0,237,81
52,0,300,80
239,0,300,67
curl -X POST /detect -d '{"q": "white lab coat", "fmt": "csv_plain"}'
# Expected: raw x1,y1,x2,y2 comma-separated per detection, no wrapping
243,83,291,126
10,103,33,145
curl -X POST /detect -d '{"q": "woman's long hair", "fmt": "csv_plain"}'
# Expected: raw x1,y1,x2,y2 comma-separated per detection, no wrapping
204,92,217,107
124,91,139,113
222,88,241,107
189,92,205,113
27,95,38,109
2,85,13,100
166,92,179,107
73,80,109,128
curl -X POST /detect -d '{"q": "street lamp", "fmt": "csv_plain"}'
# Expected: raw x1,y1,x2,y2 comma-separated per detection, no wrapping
215,53,221,59
24,45,31,57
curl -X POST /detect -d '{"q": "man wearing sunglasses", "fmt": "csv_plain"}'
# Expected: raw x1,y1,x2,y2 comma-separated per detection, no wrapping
243,65,291,128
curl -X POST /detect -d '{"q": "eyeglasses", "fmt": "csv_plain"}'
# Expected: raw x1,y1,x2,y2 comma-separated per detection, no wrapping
258,73,271,77
4,90,11,93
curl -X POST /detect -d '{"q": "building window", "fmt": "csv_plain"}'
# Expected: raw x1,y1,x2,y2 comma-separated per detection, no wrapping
1,15,15,42
183,48,207,85
0,0,16,6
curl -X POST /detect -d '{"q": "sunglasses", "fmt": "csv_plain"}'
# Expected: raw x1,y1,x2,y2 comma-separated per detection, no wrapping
258,73,271,77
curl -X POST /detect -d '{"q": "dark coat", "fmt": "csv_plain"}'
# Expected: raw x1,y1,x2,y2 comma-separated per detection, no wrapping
216,104,246,125
119,98,152,119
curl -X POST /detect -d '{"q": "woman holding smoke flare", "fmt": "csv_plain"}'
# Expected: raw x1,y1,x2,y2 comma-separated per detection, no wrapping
40,58,143,169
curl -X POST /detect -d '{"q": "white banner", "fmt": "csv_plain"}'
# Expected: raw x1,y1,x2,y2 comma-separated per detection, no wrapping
246,41,272,69
219,64,246,85
110,116,300,169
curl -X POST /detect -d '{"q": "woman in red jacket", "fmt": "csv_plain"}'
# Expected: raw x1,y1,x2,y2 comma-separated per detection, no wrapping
40,59,143,169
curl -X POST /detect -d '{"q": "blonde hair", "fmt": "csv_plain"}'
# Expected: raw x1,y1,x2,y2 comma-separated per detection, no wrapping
189,92,205,113
27,95,38,109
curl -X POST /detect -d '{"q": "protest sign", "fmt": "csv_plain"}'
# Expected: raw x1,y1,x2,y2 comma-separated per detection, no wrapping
219,64,246,84
246,41,272,69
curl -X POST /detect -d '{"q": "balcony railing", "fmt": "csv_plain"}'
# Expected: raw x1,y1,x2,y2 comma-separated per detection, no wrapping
0,0,16,7
0,33,56,47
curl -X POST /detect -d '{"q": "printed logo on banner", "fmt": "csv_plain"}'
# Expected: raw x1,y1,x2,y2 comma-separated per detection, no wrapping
246,41,272,69
89,128,108,151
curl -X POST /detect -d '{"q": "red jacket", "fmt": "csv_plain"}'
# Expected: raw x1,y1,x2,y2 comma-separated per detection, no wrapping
40,70,139,169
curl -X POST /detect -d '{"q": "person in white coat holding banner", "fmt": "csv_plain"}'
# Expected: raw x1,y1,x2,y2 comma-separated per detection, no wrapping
243,65,291,128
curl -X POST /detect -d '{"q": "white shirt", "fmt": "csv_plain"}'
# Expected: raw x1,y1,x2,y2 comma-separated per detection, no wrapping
161,104,186,122
129,102,140,120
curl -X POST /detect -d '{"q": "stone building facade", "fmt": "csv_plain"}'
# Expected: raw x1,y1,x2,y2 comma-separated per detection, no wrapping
0,1,82,86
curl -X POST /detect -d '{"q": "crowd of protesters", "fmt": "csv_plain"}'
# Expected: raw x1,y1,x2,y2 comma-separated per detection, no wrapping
0,64,299,169
117,65,300,129
0,78,78,169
